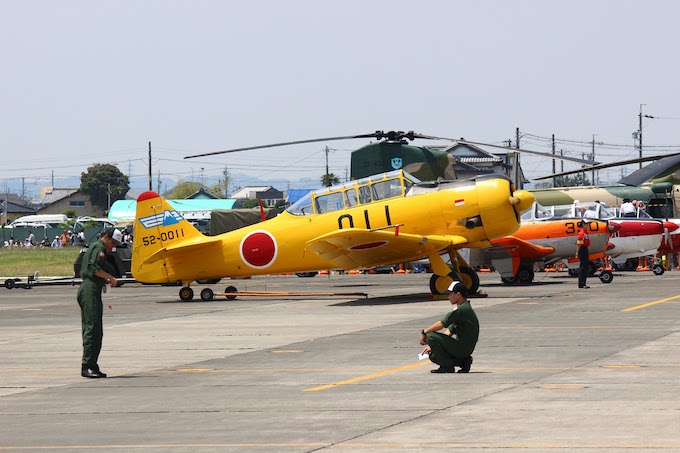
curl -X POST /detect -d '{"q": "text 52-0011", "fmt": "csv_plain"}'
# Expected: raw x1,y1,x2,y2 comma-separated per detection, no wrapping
141,228,185,246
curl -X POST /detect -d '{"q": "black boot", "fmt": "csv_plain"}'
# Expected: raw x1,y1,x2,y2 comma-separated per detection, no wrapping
459,356,473,373
430,365,455,373
93,365,107,378
81,366,103,378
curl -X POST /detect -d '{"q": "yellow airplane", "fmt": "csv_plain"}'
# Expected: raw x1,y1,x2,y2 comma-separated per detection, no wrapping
131,170,534,301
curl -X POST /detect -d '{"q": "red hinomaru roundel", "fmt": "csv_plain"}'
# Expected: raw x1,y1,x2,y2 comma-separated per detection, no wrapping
239,230,278,269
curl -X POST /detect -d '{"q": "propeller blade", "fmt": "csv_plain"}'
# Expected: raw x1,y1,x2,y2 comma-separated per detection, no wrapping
184,132,382,159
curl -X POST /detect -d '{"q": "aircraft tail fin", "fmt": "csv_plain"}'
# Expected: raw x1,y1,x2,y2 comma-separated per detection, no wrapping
131,191,203,283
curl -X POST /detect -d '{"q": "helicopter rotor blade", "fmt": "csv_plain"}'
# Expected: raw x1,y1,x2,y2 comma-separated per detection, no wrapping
532,152,680,181
456,140,599,166
184,132,382,159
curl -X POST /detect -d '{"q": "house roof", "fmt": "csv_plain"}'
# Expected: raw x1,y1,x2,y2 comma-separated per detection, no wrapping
231,186,273,199
286,189,314,204
32,187,79,206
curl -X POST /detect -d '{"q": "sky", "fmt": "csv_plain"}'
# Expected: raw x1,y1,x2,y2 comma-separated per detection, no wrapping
2,0,680,199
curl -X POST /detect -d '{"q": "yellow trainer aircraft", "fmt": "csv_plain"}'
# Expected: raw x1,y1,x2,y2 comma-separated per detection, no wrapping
131,170,533,301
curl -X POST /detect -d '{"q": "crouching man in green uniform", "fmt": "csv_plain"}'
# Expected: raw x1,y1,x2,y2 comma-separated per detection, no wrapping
419,281,479,373
77,228,122,378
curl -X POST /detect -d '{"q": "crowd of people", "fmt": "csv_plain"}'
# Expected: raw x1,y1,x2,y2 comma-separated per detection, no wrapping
2,228,132,248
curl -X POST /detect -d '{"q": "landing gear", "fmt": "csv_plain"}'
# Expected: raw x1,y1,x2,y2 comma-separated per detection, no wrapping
652,263,665,275
427,249,480,295
179,286,194,301
516,264,535,284
599,270,614,283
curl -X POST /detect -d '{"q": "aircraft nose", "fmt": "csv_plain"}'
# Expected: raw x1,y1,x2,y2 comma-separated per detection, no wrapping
664,221,680,232
608,223,622,233
509,190,534,213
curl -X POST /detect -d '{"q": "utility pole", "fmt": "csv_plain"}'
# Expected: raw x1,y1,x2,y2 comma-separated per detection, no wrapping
551,134,556,187
107,183,111,211
591,135,596,186
325,146,330,186
638,104,644,169
223,166,230,198
51,170,54,187
148,142,152,191
514,127,521,189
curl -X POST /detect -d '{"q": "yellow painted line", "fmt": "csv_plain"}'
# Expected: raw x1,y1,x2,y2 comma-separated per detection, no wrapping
176,368,215,373
20,308,43,311
303,362,430,392
271,349,304,353
623,294,680,312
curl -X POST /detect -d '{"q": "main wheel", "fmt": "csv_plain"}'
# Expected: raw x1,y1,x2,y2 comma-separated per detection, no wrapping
599,270,614,283
295,271,318,278
652,264,665,275
516,264,535,284
501,276,517,285
179,287,194,302
196,278,221,284
458,266,480,294
225,285,238,300
200,288,214,301
429,271,459,295
5,278,15,289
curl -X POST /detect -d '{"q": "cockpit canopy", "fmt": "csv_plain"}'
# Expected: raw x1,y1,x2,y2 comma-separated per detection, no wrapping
286,170,419,216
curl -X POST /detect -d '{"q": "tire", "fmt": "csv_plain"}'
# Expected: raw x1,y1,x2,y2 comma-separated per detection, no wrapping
225,285,238,300
652,264,665,276
5,279,15,289
568,269,579,278
429,271,459,295
516,264,534,284
501,276,517,285
458,266,480,294
599,270,614,284
179,287,194,302
196,278,221,285
200,288,214,301
295,272,318,278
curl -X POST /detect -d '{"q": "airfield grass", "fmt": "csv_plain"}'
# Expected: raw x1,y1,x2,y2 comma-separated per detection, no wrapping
0,247,81,277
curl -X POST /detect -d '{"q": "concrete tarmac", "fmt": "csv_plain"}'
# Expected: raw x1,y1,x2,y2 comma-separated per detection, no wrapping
1,270,679,452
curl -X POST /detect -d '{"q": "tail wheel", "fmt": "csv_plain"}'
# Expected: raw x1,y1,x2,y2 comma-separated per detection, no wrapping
200,288,214,301
458,266,480,294
599,270,614,283
225,285,238,300
429,271,459,295
179,287,194,302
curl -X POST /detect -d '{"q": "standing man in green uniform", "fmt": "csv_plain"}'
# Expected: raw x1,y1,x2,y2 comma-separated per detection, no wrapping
419,281,479,373
78,228,122,378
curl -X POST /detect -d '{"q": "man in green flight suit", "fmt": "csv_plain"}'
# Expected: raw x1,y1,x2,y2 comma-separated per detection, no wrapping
78,228,122,378
419,281,479,373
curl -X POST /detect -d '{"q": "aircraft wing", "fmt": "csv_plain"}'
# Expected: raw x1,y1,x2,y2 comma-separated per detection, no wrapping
487,236,555,260
141,237,223,265
306,229,467,269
